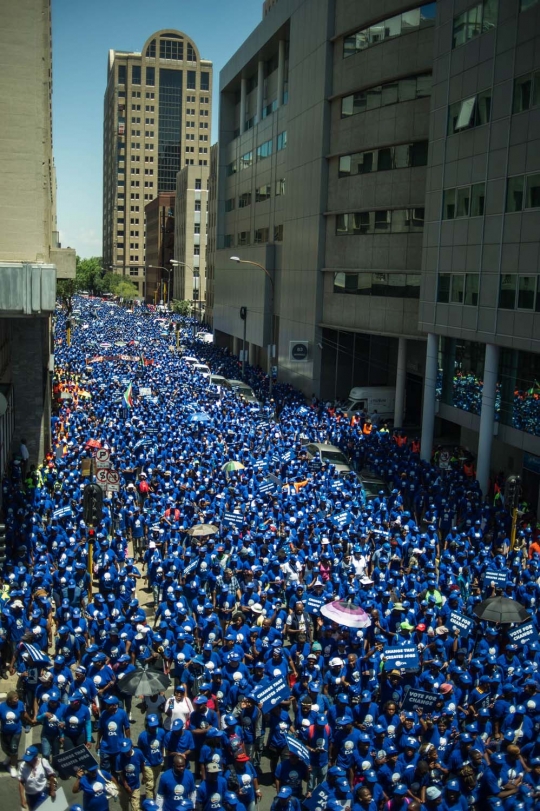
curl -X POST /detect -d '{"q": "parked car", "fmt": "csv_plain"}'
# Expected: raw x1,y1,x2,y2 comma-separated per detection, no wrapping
303,442,354,476
192,363,211,378
226,379,261,405
210,374,230,388
358,470,391,500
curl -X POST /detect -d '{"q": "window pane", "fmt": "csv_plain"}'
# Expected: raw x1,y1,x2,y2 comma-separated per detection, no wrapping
354,212,372,234
465,274,479,306
336,214,349,234
514,74,532,113
392,209,409,232
411,207,425,229
387,274,406,296
455,96,476,130
367,86,383,109
411,140,429,166
451,274,465,303
385,15,402,37
475,91,491,125
371,273,388,296
532,71,540,108
341,95,354,117
374,210,391,230
353,92,367,114
405,274,421,298
334,272,358,293
377,148,393,170
393,144,409,168
443,188,456,219
416,74,432,97
420,3,437,25
339,156,351,176
525,174,540,208
357,274,372,295
381,82,399,106
518,276,536,309
359,151,374,173
343,35,357,58
438,274,451,303
402,9,420,31
499,275,517,309
146,67,155,86
507,176,525,212
369,22,386,44
471,183,485,216
456,186,471,217
399,78,417,101
482,0,498,32
453,10,468,48
132,65,141,85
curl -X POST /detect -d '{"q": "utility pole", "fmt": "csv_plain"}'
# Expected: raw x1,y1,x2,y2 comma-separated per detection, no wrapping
240,306,247,379
505,474,522,551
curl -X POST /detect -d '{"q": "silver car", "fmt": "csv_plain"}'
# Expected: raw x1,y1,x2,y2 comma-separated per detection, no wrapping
303,443,353,475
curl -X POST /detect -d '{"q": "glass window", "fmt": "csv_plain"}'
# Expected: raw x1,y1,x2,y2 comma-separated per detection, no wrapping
118,65,126,85
437,274,451,303
506,175,525,212
146,40,156,58
416,74,432,97
399,77,417,101
336,214,350,235
256,184,271,202
358,151,374,173
277,131,288,150
160,39,184,60
514,74,532,113
341,95,354,117
471,183,485,216
525,174,540,208
357,274,372,295
451,274,465,303
275,178,285,196
377,148,393,171
334,272,358,293
393,144,409,168
443,188,456,219
339,156,351,176
405,274,421,298
354,212,372,234
225,198,235,212
371,273,388,296
387,274,406,296
482,0,498,31
499,275,517,309
131,65,141,85
518,276,536,309
402,9,421,31
274,224,283,241
391,209,409,232
238,192,251,208
187,71,196,89
200,72,210,91
456,96,476,130
475,91,492,126
456,186,471,218
237,231,251,246
374,210,391,230
411,140,429,166
410,207,425,229
146,67,155,86
255,228,269,243
532,70,540,108
465,274,479,305
381,82,399,106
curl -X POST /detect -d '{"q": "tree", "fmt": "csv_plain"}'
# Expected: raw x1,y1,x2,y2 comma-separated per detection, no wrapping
75,256,105,295
114,280,139,300
56,279,77,313
171,300,192,316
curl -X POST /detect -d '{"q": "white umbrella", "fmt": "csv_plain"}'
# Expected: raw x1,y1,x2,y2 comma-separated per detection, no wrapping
320,600,371,629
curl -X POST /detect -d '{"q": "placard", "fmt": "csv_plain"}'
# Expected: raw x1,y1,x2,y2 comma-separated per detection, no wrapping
54,745,98,777
223,512,244,529
52,506,73,520
285,734,310,765
304,783,330,811
304,595,325,616
508,620,537,646
448,612,474,636
383,643,419,672
251,676,290,712
483,569,507,587
36,788,69,811
402,687,440,713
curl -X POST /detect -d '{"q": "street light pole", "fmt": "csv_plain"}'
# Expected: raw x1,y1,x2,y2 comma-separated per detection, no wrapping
230,257,275,396
148,266,173,307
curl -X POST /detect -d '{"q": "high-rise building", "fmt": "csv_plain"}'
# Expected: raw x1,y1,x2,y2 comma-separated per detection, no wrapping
210,0,540,511
102,29,213,299
206,144,219,325
144,194,175,304
0,0,75,468
174,165,209,315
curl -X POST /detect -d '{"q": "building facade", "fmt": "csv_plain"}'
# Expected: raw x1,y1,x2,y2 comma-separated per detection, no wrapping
174,165,209,315
144,194,175,304
102,30,213,298
206,144,219,326
418,0,540,502
0,0,75,468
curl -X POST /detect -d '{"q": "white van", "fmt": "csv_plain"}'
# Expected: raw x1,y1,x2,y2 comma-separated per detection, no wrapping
343,386,396,420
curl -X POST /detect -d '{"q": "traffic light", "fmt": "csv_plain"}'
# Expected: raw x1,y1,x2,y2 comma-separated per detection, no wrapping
0,523,6,570
83,483,103,526
504,475,522,510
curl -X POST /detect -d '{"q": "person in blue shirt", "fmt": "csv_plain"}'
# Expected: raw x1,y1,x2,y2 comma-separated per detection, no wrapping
0,690,33,776
36,687,66,759
269,786,301,811
96,695,130,773
116,737,146,811
163,719,194,767
156,754,196,811
73,762,117,811
63,691,92,751
224,754,260,811
274,749,308,800
137,714,166,799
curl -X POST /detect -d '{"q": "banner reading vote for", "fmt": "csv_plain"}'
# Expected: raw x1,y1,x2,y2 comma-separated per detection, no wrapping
448,612,475,636
383,643,419,672
285,734,311,765
252,675,290,712
508,620,537,646
402,687,440,714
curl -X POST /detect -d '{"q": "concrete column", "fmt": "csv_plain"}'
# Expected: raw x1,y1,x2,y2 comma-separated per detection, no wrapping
239,78,247,134
394,337,407,428
233,336,239,356
476,343,500,496
256,60,264,122
11,317,50,464
276,39,285,108
249,342,257,367
420,333,439,462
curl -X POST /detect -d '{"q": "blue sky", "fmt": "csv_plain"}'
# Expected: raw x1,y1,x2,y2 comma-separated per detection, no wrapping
52,0,262,258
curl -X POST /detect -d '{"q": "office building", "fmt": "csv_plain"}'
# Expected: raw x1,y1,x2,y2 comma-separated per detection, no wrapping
418,0,540,504
206,144,219,326
102,29,213,298
0,0,76,467
145,194,175,304
174,165,209,314
211,0,540,510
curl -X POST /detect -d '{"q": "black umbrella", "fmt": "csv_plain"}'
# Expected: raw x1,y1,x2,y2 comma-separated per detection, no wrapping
473,596,530,625
118,667,170,696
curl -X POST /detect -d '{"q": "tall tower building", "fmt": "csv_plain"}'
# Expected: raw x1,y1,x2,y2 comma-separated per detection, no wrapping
102,30,213,298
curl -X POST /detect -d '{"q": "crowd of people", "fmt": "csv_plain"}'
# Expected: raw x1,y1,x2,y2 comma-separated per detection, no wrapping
1,297,540,811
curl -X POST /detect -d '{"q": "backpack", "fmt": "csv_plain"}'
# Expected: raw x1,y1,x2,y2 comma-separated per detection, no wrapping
138,480,150,494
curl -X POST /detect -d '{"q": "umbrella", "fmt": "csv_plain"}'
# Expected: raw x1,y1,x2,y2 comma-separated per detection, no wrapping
117,667,170,696
186,523,219,537
85,439,102,449
222,460,245,473
473,596,530,624
188,412,211,424
320,600,372,629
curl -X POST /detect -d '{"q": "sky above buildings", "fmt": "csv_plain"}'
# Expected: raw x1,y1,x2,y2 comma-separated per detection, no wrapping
52,0,262,259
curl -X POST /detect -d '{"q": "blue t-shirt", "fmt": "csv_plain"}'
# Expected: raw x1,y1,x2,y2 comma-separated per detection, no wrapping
79,770,112,811
157,767,196,811
98,708,130,753
0,699,26,734
116,746,146,789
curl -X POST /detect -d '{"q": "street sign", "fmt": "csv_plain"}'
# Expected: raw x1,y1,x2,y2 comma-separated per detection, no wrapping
95,469,108,486
106,469,120,492
289,341,309,362
95,448,111,469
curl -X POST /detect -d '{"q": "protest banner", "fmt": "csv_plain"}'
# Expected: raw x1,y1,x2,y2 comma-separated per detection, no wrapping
285,734,311,765
223,512,244,529
252,676,290,712
332,510,350,526
259,480,277,495
183,559,199,578
448,612,474,635
383,643,419,672
483,569,507,587
508,620,537,646
402,687,440,713
303,783,330,811
304,595,325,615
53,506,73,520
54,745,98,778
37,788,69,811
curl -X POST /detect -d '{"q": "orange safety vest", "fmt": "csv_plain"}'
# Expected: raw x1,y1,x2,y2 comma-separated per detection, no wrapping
411,440,420,454
396,435,407,447
363,423,372,435
463,462,474,477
